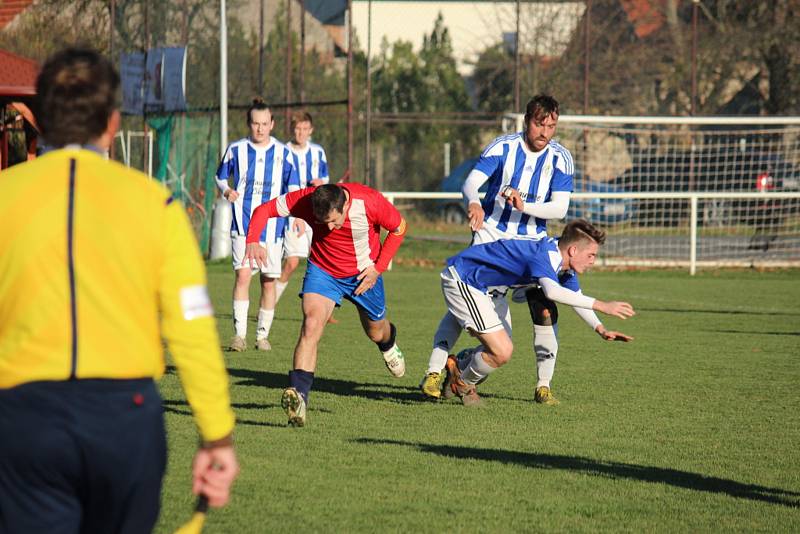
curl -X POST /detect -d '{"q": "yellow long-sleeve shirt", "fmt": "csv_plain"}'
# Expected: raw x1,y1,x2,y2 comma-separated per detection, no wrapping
0,148,235,443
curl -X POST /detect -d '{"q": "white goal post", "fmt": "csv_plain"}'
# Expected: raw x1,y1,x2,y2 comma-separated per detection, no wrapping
382,114,800,273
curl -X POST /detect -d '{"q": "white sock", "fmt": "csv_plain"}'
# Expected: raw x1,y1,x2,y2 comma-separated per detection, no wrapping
534,324,558,388
428,347,450,374
461,350,497,385
275,281,288,303
256,308,275,340
233,300,249,338
427,312,462,373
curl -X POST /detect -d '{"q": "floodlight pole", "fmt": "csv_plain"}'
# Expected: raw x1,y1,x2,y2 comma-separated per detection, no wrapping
365,0,372,186
691,0,698,115
514,0,520,112
285,0,292,138
346,0,353,181
583,0,591,115
258,0,264,96
220,0,228,157
109,0,116,160
300,0,305,103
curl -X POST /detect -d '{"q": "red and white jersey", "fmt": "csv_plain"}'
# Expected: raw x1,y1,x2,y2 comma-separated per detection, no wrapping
270,183,403,278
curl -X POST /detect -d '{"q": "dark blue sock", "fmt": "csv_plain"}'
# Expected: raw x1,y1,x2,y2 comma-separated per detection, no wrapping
289,369,314,404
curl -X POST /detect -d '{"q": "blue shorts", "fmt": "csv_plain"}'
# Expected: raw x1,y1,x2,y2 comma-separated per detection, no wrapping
302,261,387,321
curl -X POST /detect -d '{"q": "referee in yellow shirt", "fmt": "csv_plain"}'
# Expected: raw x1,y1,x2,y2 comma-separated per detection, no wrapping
0,48,238,532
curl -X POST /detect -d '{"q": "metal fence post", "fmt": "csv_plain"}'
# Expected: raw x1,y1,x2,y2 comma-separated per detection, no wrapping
690,195,698,275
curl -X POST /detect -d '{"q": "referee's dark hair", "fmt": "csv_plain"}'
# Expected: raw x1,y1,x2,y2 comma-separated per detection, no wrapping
524,94,560,125
34,47,119,148
560,219,606,248
311,184,347,221
247,97,271,124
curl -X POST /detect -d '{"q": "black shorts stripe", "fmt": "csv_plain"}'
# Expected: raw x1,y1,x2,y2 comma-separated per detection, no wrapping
457,280,485,331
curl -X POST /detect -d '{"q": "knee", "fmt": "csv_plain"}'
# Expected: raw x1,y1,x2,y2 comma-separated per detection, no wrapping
492,340,514,366
365,324,385,343
301,315,326,340
234,270,250,286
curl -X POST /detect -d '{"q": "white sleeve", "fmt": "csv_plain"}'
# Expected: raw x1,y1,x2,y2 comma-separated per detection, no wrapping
462,168,490,206
538,277,595,309
215,175,230,194
572,299,602,330
520,191,570,220
215,148,232,194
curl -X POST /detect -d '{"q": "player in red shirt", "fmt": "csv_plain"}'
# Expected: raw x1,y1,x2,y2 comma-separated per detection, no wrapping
245,183,407,426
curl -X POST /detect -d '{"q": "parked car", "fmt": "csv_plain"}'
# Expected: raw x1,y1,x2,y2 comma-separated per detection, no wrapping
439,157,479,224
439,159,633,225
569,172,634,225
609,147,800,227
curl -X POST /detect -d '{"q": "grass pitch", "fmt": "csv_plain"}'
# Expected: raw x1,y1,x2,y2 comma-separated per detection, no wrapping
156,238,800,532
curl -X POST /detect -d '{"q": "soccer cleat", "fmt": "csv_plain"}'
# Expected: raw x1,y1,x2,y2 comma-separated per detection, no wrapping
229,335,246,352
382,344,405,378
419,371,445,399
255,338,272,351
443,355,483,407
534,386,560,406
281,387,307,427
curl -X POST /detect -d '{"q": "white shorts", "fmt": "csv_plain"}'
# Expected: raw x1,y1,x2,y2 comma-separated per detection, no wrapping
231,235,283,277
472,224,544,245
440,266,506,335
283,217,312,258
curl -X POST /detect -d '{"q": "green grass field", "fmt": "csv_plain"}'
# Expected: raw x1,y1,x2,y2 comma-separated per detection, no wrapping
155,238,800,532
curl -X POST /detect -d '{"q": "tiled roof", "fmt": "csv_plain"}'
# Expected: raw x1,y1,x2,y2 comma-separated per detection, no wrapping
0,48,38,97
0,0,34,30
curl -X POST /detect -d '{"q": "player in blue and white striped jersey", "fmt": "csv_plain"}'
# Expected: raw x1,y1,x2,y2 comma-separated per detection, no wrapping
275,111,330,304
216,99,300,352
421,95,575,401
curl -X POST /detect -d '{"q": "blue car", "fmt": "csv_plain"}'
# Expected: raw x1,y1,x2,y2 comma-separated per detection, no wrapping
439,158,480,224
441,160,632,225
568,172,634,225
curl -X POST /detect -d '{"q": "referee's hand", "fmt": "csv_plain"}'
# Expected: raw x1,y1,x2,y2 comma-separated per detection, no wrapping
191,445,239,508
244,242,266,271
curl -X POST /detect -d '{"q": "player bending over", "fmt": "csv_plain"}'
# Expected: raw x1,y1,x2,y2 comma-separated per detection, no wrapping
244,184,407,427
440,219,634,406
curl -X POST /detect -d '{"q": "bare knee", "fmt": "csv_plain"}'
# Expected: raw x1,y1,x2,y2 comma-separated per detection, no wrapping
301,314,326,342
364,321,387,343
495,342,513,366
487,340,513,367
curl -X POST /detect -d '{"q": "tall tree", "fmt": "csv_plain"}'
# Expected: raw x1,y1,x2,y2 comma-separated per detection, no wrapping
371,13,479,190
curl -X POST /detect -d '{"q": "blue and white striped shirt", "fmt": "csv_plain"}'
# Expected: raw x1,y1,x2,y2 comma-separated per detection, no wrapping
473,132,574,239
287,141,329,188
215,136,300,242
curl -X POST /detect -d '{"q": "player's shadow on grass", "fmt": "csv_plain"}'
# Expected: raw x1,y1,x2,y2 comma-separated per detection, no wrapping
640,307,800,317
167,365,531,404
161,399,289,428
705,328,800,337
355,438,800,508
223,366,518,404
214,312,302,323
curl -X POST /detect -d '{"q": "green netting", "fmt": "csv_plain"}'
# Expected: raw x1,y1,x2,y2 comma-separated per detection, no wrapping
119,112,220,254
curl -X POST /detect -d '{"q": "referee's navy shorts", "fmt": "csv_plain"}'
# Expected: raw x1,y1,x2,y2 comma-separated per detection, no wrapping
0,378,167,534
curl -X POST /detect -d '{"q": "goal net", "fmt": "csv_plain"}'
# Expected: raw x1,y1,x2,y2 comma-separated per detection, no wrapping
502,114,800,270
